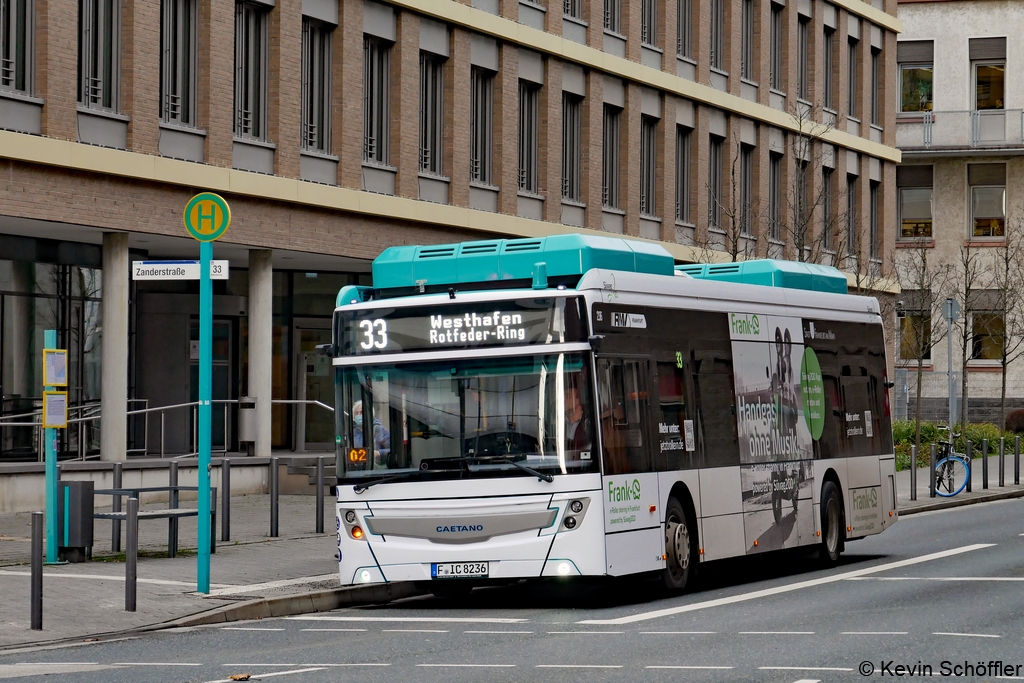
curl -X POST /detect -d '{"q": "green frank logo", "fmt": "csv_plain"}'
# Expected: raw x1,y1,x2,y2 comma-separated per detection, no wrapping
608,478,643,502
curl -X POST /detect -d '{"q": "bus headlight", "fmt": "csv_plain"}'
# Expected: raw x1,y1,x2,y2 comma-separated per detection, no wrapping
345,510,357,523
569,500,584,513
557,562,571,576
563,516,577,529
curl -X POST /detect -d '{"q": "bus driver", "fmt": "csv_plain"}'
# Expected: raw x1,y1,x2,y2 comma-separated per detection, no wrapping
352,400,391,466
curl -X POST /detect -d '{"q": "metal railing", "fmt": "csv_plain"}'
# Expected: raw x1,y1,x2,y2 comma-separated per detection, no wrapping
897,109,1024,150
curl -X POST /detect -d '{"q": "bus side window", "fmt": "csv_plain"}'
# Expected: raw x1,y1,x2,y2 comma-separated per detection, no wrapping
691,348,739,469
598,358,652,475
655,361,695,470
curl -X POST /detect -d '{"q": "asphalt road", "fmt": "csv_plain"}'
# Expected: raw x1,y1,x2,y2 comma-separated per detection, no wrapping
3,498,1023,683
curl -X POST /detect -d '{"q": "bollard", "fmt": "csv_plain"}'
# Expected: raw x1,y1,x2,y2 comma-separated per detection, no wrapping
1000,438,1006,488
316,457,325,534
966,442,973,493
222,458,231,542
929,443,936,498
168,461,179,558
911,444,921,497
112,462,122,553
31,511,43,630
125,497,138,612
270,456,279,538
982,438,989,490
1016,436,1021,486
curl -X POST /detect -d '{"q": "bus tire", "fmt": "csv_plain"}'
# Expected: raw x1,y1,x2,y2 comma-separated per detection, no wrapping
662,497,695,592
818,481,844,565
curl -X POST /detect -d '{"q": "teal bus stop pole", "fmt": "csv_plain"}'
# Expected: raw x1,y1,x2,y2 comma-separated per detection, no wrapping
44,329,58,563
197,241,213,593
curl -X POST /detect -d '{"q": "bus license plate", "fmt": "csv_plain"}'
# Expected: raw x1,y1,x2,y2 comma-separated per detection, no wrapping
432,562,488,579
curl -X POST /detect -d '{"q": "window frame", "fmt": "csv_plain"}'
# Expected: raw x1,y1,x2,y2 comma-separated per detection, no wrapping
710,0,724,71
1,0,33,94
561,92,582,202
740,144,753,236
640,115,658,217
517,80,540,194
821,167,834,251
769,152,782,241
602,104,621,209
870,48,881,126
899,312,932,362
769,3,783,91
563,0,582,21
970,185,1006,238
970,310,1004,362
641,0,657,47
899,62,933,113
740,0,754,81
419,51,445,175
823,27,835,111
973,60,1005,112
797,17,809,100
470,66,494,185
604,0,621,34
363,36,392,165
234,1,268,140
676,0,691,59
675,125,691,224
847,38,859,119
301,17,332,154
869,180,879,260
846,174,858,255
898,187,932,239
79,0,122,112
708,135,723,231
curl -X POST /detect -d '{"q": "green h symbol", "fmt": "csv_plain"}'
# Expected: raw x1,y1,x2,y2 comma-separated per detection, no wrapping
198,202,217,233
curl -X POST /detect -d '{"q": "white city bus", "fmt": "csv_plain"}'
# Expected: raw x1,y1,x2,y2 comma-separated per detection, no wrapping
332,235,896,593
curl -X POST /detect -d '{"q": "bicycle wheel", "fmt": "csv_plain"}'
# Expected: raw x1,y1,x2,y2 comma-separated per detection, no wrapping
934,456,969,497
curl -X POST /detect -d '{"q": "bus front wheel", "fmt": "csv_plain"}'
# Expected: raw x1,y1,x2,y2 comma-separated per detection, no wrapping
662,497,695,592
818,481,845,566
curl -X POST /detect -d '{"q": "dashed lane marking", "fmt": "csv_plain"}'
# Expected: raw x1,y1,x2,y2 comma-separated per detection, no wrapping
645,665,734,670
739,631,814,635
417,664,516,668
286,616,528,623
546,631,624,634
842,631,909,635
640,631,717,635
759,667,853,672
933,632,1001,638
221,664,389,667
381,629,449,633
221,628,285,632
789,679,823,683
464,631,534,634
536,665,623,669
578,544,995,625
204,667,325,682
300,628,368,632
111,663,203,666
849,576,1024,582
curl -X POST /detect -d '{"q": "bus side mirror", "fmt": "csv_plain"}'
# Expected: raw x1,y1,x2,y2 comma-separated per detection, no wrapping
316,343,336,356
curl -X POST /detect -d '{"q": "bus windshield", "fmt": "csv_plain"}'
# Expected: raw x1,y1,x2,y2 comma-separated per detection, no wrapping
336,353,597,480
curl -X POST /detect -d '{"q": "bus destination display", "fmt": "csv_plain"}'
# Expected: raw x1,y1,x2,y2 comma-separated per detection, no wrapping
339,297,586,355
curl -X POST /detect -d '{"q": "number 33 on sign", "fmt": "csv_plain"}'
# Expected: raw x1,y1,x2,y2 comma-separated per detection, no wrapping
359,319,388,350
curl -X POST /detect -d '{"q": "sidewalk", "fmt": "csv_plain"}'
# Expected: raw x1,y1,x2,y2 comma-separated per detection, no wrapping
0,493,339,649
898,452,1024,514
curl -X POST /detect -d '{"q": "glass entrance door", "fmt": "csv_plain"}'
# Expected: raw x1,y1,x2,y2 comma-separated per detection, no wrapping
293,323,334,451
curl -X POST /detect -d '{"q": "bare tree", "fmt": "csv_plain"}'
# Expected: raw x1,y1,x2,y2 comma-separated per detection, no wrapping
895,245,953,451
992,220,1024,428
695,133,762,263
954,242,986,428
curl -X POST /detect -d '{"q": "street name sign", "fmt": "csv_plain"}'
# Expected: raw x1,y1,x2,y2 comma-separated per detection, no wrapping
132,260,229,280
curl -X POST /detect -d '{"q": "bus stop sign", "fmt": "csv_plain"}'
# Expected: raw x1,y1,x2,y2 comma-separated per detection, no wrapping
183,193,231,242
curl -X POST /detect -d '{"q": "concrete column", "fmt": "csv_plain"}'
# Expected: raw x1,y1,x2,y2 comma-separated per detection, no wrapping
248,250,273,458
100,233,129,461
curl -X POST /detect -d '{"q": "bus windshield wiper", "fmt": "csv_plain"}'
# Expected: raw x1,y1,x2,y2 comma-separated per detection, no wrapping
430,454,554,483
352,469,426,494
492,456,554,483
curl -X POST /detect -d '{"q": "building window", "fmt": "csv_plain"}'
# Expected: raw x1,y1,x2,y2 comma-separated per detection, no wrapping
675,126,690,223
797,17,809,100
234,2,267,138
641,0,657,46
769,3,783,91
971,310,1004,361
740,145,753,236
870,48,881,126
796,161,809,233
518,81,540,194
602,105,621,208
769,153,781,240
640,115,657,216
419,52,444,175
470,67,494,185
710,0,723,70
741,0,753,80
823,28,835,110
161,0,197,125
822,167,834,250
847,38,858,118
975,62,1004,111
2,0,33,93
900,309,932,361
846,174,858,255
708,136,723,231
969,163,1005,238
363,37,391,164
900,64,932,113
562,93,581,201
563,0,581,20
79,0,121,111
604,0,621,34
897,165,933,239
677,0,690,58
301,19,331,153
869,181,879,259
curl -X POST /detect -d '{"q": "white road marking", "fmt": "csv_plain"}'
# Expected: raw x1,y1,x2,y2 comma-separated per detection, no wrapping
547,631,624,634
536,665,623,669
739,631,814,635
789,679,822,683
849,576,1024,582
578,544,995,625
464,631,534,634
205,667,326,683
382,629,449,633
221,628,285,632
221,664,390,667
205,574,339,597
111,663,203,666
759,667,853,672
300,628,368,632
0,569,232,589
933,631,1001,638
645,665,734,670
842,631,908,635
0,664,121,678
287,616,528,623
417,664,516,668
640,631,716,635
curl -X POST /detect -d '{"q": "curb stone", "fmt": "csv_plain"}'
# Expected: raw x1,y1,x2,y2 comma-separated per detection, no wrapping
898,486,1024,516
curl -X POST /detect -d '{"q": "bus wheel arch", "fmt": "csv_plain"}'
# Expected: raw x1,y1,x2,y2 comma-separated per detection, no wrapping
662,483,699,592
819,470,846,564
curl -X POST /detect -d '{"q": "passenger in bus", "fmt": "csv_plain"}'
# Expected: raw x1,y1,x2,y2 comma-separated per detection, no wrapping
352,400,391,466
564,379,592,455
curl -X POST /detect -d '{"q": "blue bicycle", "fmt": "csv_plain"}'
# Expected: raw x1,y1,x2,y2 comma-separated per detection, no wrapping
934,428,970,497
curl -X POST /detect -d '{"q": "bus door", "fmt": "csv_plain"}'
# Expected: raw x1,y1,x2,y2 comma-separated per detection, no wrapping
596,357,664,576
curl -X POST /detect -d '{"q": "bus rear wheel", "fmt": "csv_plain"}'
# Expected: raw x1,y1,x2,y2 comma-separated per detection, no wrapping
662,498,695,592
818,481,844,566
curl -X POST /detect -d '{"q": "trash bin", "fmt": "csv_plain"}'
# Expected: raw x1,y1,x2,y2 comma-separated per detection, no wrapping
238,396,257,456
57,480,94,563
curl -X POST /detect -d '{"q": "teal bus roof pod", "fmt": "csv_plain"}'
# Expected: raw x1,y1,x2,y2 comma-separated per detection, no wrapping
675,259,849,294
371,234,675,295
